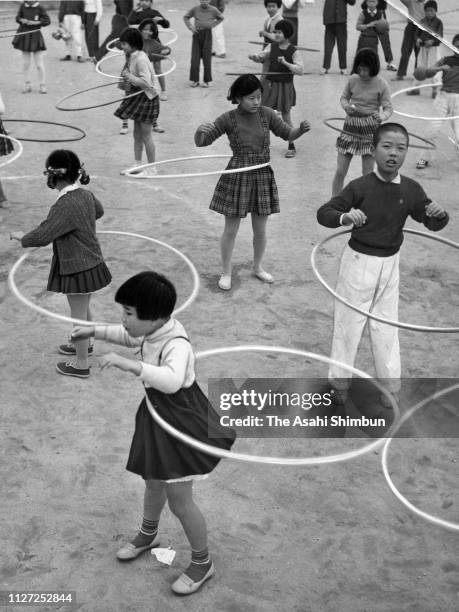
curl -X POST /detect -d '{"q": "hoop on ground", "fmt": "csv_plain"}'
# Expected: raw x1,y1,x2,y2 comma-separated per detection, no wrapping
323,117,436,150
95,52,176,79
8,230,200,325
0,134,23,169
382,383,459,531
311,228,459,333
55,82,143,111
391,84,459,121
2,119,86,143
248,40,319,53
145,345,400,465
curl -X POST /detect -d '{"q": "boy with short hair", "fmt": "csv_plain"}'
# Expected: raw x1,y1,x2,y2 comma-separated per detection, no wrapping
408,0,443,97
317,123,449,404
58,0,85,62
259,0,283,47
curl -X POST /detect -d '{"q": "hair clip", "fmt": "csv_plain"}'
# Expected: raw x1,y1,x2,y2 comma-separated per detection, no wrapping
43,167,67,176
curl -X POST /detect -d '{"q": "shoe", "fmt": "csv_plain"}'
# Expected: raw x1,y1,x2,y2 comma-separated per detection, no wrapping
22,83,32,93
386,63,397,71
253,269,274,283
153,124,165,133
285,148,296,158
77,56,85,63
0,200,11,209
218,275,231,291
190,82,199,88
201,82,210,88
171,563,215,595
60,55,71,61
215,53,226,58
56,361,90,378
39,84,47,94
135,166,158,177
119,125,129,135
116,535,160,561
159,91,168,101
320,68,329,75
58,342,94,356
391,75,404,81
406,89,420,96
416,159,428,169
340,69,349,76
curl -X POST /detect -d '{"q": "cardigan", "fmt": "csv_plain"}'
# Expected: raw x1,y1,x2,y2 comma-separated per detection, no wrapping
126,50,158,99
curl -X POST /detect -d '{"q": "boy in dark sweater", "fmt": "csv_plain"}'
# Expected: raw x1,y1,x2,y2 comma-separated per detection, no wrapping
317,122,449,404
127,0,169,28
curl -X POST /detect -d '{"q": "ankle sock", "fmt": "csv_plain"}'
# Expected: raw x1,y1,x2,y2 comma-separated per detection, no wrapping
288,142,295,150
184,548,212,582
131,517,158,547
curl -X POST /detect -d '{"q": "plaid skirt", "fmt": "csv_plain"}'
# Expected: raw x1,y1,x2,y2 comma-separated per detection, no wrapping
0,119,13,157
114,89,159,124
336,114,381,156
210,152,279,217
47,259,112,294
262,79,296,113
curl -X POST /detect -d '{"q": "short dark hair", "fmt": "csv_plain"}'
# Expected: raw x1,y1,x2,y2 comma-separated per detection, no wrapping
119,27,144,50
424,0,437,11
274,19,294,40
114,271,177,320
373,122,409,147
453,33,459,46
264,0,282,7
227,74,263,103
138,18,159,39
45,150,90,185
352,47,380,77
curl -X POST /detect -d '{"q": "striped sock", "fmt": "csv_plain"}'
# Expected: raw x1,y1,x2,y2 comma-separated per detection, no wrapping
131,518,158,548
184,548,212,582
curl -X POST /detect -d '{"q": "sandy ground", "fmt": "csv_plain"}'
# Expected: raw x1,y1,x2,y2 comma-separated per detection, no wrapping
0,1,459,611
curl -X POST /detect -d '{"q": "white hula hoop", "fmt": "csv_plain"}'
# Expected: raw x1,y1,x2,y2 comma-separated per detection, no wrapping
8,230,200,326
95,52,176,80
123,154,270,179
0,27,41,39
0,134,24,169
382,383,459,531
311,228,459,333
391,83,459,121
158,28,178,46
145,345,401,466
105,37,123,54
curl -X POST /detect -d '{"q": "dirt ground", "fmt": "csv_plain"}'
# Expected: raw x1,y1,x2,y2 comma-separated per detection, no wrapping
1,1,459,611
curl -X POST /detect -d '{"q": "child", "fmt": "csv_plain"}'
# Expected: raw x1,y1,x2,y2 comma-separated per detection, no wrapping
95,0,133,63
210,0,226,58
0,91,12,208
12,0,50,93
127,0,170,30
361,0,397,71
194,74,310,290
115,27,160,175
10,150,112,378
138,18,168,130
317,123,449,404
71,271,235,594
408,0,443,98
331,47,392,196
183,0,224,88
249,19,303,158
356,0,386,54
392,0,425,81
415,34,459,169
259,0,283,48
83,0,103,63
322,0,356,75
58,0,85,62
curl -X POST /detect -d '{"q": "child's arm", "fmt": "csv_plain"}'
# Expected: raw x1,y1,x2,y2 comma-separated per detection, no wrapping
38,6,51,28
15,200,78,248
194,114,227,146
356,12,370,31
122,55,157,93
317,183,366,228
267,108,310,142
409,188,449,231
136,340,191,393
151,9,170,29
0,92,5,116
248,48,270,64
278,49,303,76
211,7,224,27
72,324,142,348
183,8,197,34
378,81,393,121
339,80,355,115
94,195,104,220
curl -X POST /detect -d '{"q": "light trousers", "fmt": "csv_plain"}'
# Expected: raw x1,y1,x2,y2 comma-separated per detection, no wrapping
422,91,459,163
63,14,83,57
212,22,225,55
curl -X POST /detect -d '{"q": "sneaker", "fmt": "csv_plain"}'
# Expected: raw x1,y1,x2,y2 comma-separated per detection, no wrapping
416,159,428,169
406,89,420,96
60,55,71,61
171,563,215,595
159,91,168,101
215,53,226,58
391,75,404,81
39,84,47,94
56,361,90,378
190,82,199,88
253,269,274,283
77,56,85,63
58,342,94,356
0,200,11,208
320,68,329,75
119,124,129,135
116,535,160,560
153,124,165,133
201,82,210,88
386,63,397,71
285,147,296,158
22,83,32,93
218,275,231,291
340,69,349,76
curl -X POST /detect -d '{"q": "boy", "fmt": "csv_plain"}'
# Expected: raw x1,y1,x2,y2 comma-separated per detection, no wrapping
210,0,226,58
392,0,425,81
322,0,356,75
408,0,443,97
317,123,449,404
58,0,85,62
259,0,283,47
127,0,169,28
184,0,224,87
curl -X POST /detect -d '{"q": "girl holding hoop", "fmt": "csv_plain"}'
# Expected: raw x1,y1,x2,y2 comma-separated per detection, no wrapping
10,150,112,378
115,27,159,176
12,1,50,94
0,91,12,208
71,271,235,594
332,47,392,196
138,18,169,128
195,74,310,291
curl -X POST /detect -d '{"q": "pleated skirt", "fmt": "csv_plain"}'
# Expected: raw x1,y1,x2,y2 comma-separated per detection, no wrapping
47,259,112,294
12,29,46,52
336,114,380,156
261,79,296,113
114,89,159,124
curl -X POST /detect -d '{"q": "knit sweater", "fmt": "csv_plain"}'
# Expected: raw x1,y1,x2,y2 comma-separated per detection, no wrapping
316,172,449,257
58,1,85,21
184,5,223,30
21,188,106,274
340,74,393,120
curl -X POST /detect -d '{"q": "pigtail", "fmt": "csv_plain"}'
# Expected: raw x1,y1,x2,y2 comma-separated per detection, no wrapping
79,163,90,185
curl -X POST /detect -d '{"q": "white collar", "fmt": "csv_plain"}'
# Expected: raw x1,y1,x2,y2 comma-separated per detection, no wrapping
374,169,401,184
55,182,79,202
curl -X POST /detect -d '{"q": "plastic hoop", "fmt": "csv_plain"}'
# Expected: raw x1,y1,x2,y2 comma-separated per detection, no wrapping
311,228,459,333
2,119,86,143
8,230,200,326
248,40,320,53
95,52,176,80
0,27,41,39
55,82,143,111
0,134,23,169
382,383,459,531
122,154,270,179
391,84,459,121
322,117,436,150
158,28,178,46
105,38,123,53
144,345,400,465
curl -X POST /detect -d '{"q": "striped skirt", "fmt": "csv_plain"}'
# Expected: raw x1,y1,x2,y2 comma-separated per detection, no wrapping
47,259,112,294
114,88,159,125
0,119,13,157
336,114,381,156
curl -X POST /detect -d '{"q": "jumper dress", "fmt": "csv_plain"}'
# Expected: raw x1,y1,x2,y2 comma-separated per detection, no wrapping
126,337,236,481
357,10,383,53
262,42,297,113
12,5,49,52
209,108,280,218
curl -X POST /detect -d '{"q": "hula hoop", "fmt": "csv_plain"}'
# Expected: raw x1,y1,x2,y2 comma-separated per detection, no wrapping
248,40,319,53
55,82,143,111
311,228,459,333
391,84,459,121
105,38,123,53
122,154,270,179
0,134,23,169
95,52,176,80
144,345,400,465
2,119,86,143
323,117,436,150
8,230,200,325
158,29,178,46
382,383,459,531
0,28,41,39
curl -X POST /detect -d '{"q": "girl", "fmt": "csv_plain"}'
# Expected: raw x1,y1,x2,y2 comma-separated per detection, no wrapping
356,0,385,54
194,74,310,291
0,91,12,209
12,0,50,94
360,0,397,71
249,19,303,158
71,271,235,595
331,47,392,196
10,150,112,378
115,27,159,175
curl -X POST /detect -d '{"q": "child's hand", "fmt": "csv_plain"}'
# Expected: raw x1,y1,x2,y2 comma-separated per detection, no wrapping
71,326,95,340
278,56,287,65
259,30,264,37
99,352,126,371
300,120,311,134
345,104,357,116
342,208,367,227
10,231,25,242
198,122,216,133
425,202,446,218
248,54,257,61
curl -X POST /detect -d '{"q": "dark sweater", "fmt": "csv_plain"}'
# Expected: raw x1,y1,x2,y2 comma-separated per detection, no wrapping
58,1,85,22
127,7,169,28
317,173,449,257
323,0,356,26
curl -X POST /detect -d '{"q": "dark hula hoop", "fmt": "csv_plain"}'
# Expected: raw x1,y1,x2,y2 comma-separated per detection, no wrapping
248,40,320,53
55,82,143,112
2,119,86,143
323,117,436,150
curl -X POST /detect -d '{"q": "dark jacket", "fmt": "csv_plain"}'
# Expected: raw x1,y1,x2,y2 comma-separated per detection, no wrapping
58,1,85,22
323,0,356,25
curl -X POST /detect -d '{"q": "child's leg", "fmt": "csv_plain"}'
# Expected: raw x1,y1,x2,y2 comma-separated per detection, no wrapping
251,213,273,282
133,120,144,163
281,110,295,155
0,178,8,206
130,479,167,547
189,33,201,83
332,152,352,196
361,153,374,176
66,293,91,368
202,29,213,84
22,52,32,91
220,216,241,277
378,30,394,65
418,93,447,165
451,94,459,150
33,51,46,90
140,121,155,163
153,61,166,94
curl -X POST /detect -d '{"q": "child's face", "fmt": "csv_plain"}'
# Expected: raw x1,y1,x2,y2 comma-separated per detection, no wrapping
237,89,262,113
357,65,371,80
373,130,408,178
139,0,152,8
274,29,286,43
266,2,279,17
424,7,436,19
121,305,162,337
366,0,378,10
141,24,154,39
199,0,210,7
120,40,134,54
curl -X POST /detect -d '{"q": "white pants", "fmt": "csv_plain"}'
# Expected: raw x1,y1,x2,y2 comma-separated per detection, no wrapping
329,245,401,392
63,14,83,57
413,45,441,89
422,91,459,162
212,22,225,55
